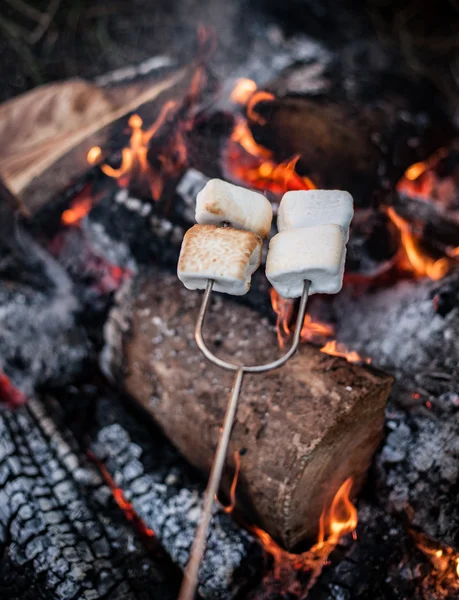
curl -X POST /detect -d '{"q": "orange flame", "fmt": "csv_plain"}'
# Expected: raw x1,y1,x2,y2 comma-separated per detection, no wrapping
230,78,258,104
96,105,183,200
226,80,314,195
61,193,93,226
412,531,459,589
215,450,241,514
87,146,102,164
313,478,358,550
246,90,275,125
404,160,429,181
320,340,370,365
88,62,206,200
386,207,450,280
269,290,367,364
270,289,334,349
396,147,449,199
250,478,358,594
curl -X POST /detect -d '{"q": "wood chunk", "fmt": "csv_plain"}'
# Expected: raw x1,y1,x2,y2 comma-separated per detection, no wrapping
105,268,393,550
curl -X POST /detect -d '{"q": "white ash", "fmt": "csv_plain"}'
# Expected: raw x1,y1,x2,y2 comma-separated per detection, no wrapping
0,397,179,600
83,220,137,275
90,395,262,600
376,396,459,547
95,55,175,86
0,228,88,396
329,272,459,547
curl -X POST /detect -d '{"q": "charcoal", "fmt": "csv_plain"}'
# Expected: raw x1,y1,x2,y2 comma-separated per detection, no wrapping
0,384,261,600
0,397,180,600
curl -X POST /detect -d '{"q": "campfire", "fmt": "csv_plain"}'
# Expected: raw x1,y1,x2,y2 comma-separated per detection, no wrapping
1,4,459,600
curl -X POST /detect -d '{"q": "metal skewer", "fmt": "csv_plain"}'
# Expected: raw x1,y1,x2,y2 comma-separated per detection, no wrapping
178,279,311,600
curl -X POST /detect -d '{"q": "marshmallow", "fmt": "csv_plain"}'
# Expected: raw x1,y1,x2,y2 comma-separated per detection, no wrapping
266,224,346,298
277,190,353,240
196,178,273,239
178,224,262,296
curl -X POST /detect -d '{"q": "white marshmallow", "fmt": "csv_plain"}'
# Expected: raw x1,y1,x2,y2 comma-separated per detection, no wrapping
277,190,353,240
196,178,273,239
266,224,346,298
178,224,262,296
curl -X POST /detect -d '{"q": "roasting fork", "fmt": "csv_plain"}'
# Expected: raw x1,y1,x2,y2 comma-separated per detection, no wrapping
178,279,311,600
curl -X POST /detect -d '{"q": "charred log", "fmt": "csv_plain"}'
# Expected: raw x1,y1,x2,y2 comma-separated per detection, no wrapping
0,396,181,600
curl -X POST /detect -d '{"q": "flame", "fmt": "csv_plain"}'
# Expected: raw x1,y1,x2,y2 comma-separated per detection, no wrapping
313,478,358,549
250,478,358,595
396,147,450,201
320,340,370,364
230,78,258,104
97,107,182,200
270,288,294,348
246,90,275,125
412,531,459,590
226,81,314,195
386,207,450,280
61,192,93,226
88,61,206,200
404,160,429,181
270,289,335,349
270,290,367,364
87,146,102,164
215,450,241,514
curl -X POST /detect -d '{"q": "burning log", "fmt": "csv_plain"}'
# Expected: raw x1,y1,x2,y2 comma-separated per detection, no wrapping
103,267,393,550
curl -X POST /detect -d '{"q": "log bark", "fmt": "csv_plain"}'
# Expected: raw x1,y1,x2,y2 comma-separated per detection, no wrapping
104,267,393,550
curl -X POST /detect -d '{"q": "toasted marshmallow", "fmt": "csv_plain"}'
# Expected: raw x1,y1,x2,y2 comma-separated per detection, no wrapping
266,224,346,298
277,190,353,241
178,224,262,296
196,178,273,239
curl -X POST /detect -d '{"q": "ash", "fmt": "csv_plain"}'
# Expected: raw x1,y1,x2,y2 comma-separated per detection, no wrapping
0,224,88,398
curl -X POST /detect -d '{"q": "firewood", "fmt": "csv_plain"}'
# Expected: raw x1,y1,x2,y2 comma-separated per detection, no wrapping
0,69,189,209
104,267,393,550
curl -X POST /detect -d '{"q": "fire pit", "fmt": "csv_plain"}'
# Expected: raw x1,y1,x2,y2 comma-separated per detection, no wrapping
1,2,459,599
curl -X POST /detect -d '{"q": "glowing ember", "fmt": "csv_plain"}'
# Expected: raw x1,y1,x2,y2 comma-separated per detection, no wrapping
386,206,450,280
88,450,155,539
320,340,370,364
0,372,27,408
404,160,429,181
230,78,258,104
61,191,93,226
215,450,241,514
251,478,358,595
